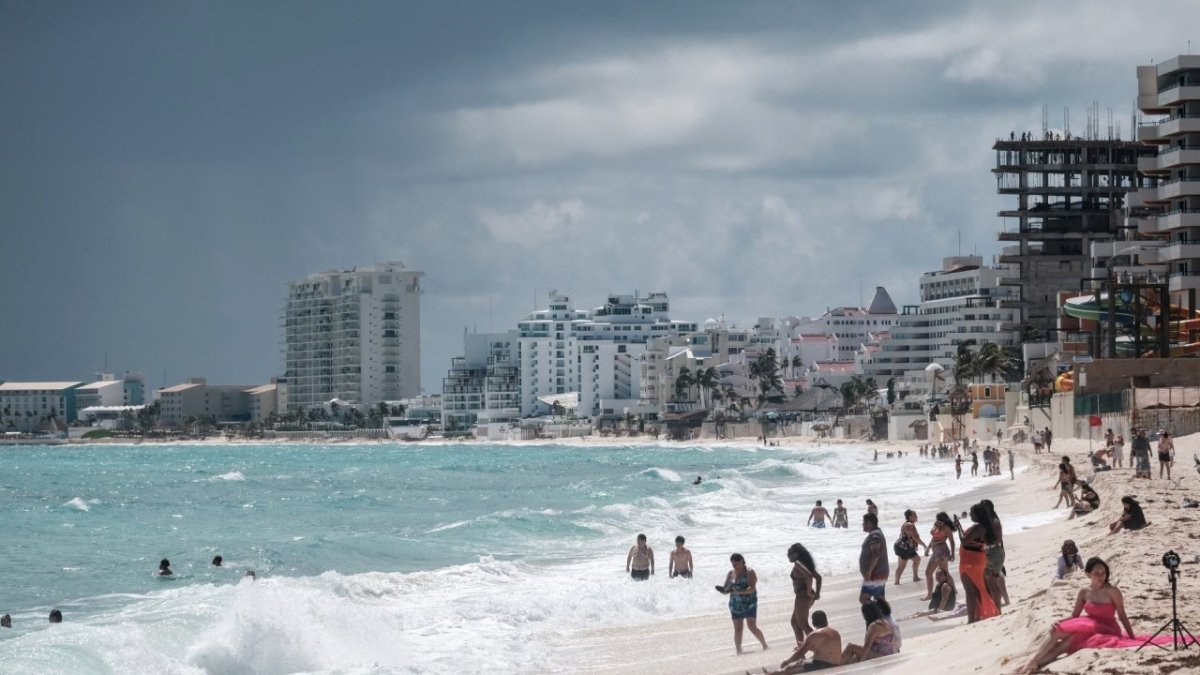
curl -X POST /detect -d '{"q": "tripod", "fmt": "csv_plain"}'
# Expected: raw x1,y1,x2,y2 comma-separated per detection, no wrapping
1138,568,1197,652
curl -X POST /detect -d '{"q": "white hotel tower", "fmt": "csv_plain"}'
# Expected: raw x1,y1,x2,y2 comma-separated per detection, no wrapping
283,262,422,410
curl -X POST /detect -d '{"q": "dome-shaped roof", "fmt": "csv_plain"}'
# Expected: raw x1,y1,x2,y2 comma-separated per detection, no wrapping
703,317,719,329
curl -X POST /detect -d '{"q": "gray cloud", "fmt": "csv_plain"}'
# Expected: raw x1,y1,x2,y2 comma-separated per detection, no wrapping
1,1,1197,391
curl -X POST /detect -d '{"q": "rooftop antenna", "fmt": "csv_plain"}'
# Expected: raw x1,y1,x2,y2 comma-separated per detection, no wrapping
489,295,494,332
1042,103,1048,138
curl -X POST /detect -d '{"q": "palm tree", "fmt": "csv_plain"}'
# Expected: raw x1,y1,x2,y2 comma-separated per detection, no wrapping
695,367,720,410
886,378,897,406
749,348,783,405
952,340,978,386
974,341,1016,383
673,367,694,402
790,355,803,378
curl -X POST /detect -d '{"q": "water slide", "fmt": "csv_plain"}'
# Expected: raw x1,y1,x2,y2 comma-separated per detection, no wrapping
1062,289,1200,356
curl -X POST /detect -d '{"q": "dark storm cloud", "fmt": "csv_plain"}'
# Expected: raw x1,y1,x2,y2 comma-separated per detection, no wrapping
1,1,1197,390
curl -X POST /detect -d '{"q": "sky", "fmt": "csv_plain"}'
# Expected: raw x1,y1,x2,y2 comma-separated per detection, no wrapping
2,1,1198,393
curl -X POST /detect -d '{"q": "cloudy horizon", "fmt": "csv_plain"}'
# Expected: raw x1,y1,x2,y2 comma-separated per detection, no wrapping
2,2,1197,391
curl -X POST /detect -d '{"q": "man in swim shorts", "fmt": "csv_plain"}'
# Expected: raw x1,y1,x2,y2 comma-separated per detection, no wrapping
669,535,693,578
763,610,842,673
859,513,889,603
626,533,654,580
807,500,831,528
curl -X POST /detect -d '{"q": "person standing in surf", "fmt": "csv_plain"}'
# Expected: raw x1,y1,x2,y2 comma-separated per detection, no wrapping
832,500,849,528
626,533,654,580
669,536,693,578
893,510,925,585
807,501,831,528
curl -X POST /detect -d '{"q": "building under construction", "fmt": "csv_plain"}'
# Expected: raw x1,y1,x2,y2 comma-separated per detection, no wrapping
993,135,1143,342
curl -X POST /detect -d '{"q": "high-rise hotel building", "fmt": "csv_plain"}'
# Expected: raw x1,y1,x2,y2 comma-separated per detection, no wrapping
283,262,422,410
1133,55,1200,308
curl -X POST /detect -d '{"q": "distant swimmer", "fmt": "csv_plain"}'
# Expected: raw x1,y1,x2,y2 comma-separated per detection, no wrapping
212,555,223,567
669,536,694,578
1,613,11,628
48,609,62,624
158,559,173,576
693,476,703,485
808,500,831,528
245,570,257,580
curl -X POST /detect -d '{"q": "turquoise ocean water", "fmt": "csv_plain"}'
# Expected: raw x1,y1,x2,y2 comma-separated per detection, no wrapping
0,441,983,674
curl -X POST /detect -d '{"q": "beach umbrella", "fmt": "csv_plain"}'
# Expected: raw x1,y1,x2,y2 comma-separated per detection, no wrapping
811,421,832,431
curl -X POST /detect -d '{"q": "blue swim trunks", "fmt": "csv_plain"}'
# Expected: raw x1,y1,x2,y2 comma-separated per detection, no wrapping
811,521,826,529
860,581,886,601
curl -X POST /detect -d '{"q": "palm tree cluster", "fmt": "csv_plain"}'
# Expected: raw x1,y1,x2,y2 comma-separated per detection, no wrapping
672,366,721,406
748,348,784,404
838,376,878,413
951,340,1019,386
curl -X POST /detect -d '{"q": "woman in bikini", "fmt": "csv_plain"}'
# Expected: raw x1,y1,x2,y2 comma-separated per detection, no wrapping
979,499,1008,608
954,503,1000,623
832,499,848,528
921,511,955,601
786,542,822,645
893,509,926,585
1052,462,1075,509
840,601,897,664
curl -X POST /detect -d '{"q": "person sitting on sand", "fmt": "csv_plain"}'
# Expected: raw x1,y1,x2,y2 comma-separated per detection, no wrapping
807,501,831,528
669,536,693,578
840,601,897,664
1018,556,1190,674
924,567,957,613
1108,496,1148,534
1055,540,1084,580
760,610,841,673
158,559,173,576
1069,482,1100,520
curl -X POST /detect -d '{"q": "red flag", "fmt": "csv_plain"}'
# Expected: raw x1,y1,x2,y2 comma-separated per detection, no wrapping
1089,415,1102,427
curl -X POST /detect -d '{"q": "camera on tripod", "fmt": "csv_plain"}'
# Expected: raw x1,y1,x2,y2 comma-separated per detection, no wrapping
1163,550,1181,572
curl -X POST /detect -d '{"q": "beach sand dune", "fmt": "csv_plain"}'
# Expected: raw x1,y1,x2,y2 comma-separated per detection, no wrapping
550,435,1200,674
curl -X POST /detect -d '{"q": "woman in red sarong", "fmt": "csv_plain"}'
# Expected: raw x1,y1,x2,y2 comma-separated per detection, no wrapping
1019,556,1190,673
954,503,999,622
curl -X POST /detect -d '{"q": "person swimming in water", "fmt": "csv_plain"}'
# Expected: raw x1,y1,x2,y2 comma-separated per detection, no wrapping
1,613,11,628
48,609,62,624
158,559,173,576
212,555,223,567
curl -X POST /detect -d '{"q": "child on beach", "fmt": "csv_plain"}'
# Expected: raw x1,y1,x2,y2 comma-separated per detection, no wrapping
1055,540,1084,579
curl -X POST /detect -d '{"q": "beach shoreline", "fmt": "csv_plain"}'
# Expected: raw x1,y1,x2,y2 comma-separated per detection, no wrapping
544,434,1200,675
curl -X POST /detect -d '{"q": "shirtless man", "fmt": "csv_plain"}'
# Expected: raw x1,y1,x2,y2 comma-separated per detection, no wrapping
807,501,831,528
669,536,693,578
626,533,654,580
759,610,842,673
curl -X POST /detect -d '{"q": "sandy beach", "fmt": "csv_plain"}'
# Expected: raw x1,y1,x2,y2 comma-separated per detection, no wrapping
551,434,1200,675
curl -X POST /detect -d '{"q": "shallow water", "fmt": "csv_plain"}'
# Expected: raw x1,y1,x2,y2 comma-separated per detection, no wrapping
0,441,985,673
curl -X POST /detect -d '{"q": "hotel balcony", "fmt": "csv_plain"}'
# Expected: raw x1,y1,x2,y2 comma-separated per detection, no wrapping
1149,179,1200,203
1139,147,1200,173
1149,85,1200,110
1160,243,1200,261
1169,272,1200,293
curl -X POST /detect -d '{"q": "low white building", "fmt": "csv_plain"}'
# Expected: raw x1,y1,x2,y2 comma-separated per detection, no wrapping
75,380,127,411
0,382,85,432
157,378,254,427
